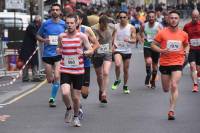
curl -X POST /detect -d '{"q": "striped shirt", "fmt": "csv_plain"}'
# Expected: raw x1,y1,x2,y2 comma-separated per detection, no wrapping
60,32,84,74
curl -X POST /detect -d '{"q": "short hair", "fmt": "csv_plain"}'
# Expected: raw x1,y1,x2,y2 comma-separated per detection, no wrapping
169,10,180,16
34,15,42,22
147,10,156,14
119,10,128,15
155,6,163,12
65,13,78,22
51,3,61,10
99,15,108,24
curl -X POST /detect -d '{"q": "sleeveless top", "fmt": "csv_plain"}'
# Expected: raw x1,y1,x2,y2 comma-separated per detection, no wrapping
60,32,84,74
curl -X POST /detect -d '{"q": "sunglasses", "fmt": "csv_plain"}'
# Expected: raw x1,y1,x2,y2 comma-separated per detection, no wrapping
120,16,127,19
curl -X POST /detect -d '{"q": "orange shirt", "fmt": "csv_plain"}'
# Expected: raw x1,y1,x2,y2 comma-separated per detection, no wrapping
154,28,188,66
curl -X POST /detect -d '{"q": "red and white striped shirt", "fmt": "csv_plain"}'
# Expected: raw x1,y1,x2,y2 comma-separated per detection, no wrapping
60,32,84,74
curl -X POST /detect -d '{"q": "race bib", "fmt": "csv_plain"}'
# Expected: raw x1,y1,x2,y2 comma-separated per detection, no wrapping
117,41,127,49
97,43,109,54
146,34,154,42
190,39,200,46
64,55,79,67
49,35,58,45
167,40,182,51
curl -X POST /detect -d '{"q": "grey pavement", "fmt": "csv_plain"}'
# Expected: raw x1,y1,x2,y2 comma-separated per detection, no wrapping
0,47,200,133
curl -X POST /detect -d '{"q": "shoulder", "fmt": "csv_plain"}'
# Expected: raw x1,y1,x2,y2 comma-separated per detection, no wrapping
59,19,66,25
179,29,188,37
80,32,87,39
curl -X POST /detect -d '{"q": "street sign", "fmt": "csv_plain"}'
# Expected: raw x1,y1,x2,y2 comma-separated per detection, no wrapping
5,0,24,10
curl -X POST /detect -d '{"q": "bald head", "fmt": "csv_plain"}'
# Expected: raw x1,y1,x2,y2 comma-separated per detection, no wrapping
192,10,199,23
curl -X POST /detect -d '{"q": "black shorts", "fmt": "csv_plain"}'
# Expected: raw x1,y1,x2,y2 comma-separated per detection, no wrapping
144,47,160,64
83,67,90,87
42,55,62,65
113,52,132,61
188,49,200,65
159,65,183,75
92,54,112,68
60,73,84,90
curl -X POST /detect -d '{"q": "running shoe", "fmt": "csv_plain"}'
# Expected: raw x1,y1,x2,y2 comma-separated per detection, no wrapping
100,95,108,103
150,80,156,89
78,108,84,120
192,84,199,92
49,97,56,107
99,90,102,102
81,86,89,99
72,117,81,127
123,86,130,94
145,75,151,87
111,80,121,90
168,111,175,120
64,109,73,123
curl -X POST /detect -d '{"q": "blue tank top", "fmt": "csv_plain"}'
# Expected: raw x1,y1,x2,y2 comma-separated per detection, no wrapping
80,26,91,68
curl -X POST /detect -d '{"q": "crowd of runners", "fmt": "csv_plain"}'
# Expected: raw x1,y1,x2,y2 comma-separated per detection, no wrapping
24,2,200,127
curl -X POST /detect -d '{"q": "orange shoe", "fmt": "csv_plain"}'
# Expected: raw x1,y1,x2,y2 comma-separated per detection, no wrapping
168,111,175,120
192,84,199,93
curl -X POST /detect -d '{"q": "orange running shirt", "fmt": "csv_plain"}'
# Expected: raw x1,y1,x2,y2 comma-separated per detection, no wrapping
154,27,189,66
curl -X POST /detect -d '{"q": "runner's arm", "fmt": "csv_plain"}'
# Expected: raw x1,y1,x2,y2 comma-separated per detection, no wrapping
56,34,64,55
129,26,136,44
151,41,168,53
81,33,94,55
87,27,100,51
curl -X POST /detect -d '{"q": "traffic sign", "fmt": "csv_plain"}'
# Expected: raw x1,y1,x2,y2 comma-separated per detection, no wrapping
5,0,24,10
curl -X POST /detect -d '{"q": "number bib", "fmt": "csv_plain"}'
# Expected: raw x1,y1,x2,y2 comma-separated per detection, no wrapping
190,39,200,46
117,41,127,49
97,43,109,54
146,34,154,42
64,55,79,67
49,35,58,45
166,40,182,51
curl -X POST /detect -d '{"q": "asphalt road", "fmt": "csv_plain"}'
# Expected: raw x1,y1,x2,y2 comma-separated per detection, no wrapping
0,46,200,133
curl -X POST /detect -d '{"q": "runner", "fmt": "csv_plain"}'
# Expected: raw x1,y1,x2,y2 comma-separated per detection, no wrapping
141,10,162,88
92,15,114,103
36,3,66,107
76,10,99,120
76,10,100,99
111,11,136,94
151,10,189,120
183,9,200,92
57,13,93,127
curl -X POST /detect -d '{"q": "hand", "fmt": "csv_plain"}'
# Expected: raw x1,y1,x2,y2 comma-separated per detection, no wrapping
160,48,169,54
76,48,83,54
124,37,129,43
56,48,62,55
43,38,50,44
113,42,118,48
84,49,94,56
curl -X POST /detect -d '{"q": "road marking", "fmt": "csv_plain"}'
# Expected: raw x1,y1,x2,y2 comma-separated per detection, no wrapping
0,80,47,106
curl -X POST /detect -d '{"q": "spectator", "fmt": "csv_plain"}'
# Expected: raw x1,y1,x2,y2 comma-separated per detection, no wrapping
18,15,42,82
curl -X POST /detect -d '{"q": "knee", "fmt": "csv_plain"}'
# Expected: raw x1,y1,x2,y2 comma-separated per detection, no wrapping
115,63,121,68
103,71,109,77
61,86,70,96
171,82,178,92
146,58,152,65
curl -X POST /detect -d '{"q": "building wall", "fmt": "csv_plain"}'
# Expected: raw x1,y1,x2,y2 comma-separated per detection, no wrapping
0,0,5,12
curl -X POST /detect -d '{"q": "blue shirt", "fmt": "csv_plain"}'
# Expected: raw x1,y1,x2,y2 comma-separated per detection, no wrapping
130,18,142,33
38,19,66,57
80,26,91,68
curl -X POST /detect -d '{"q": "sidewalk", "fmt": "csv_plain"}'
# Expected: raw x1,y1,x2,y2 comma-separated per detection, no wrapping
0,74,44,104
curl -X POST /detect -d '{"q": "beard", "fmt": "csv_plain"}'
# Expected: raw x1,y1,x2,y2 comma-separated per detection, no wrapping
52,13,59,19
169,22,179,28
